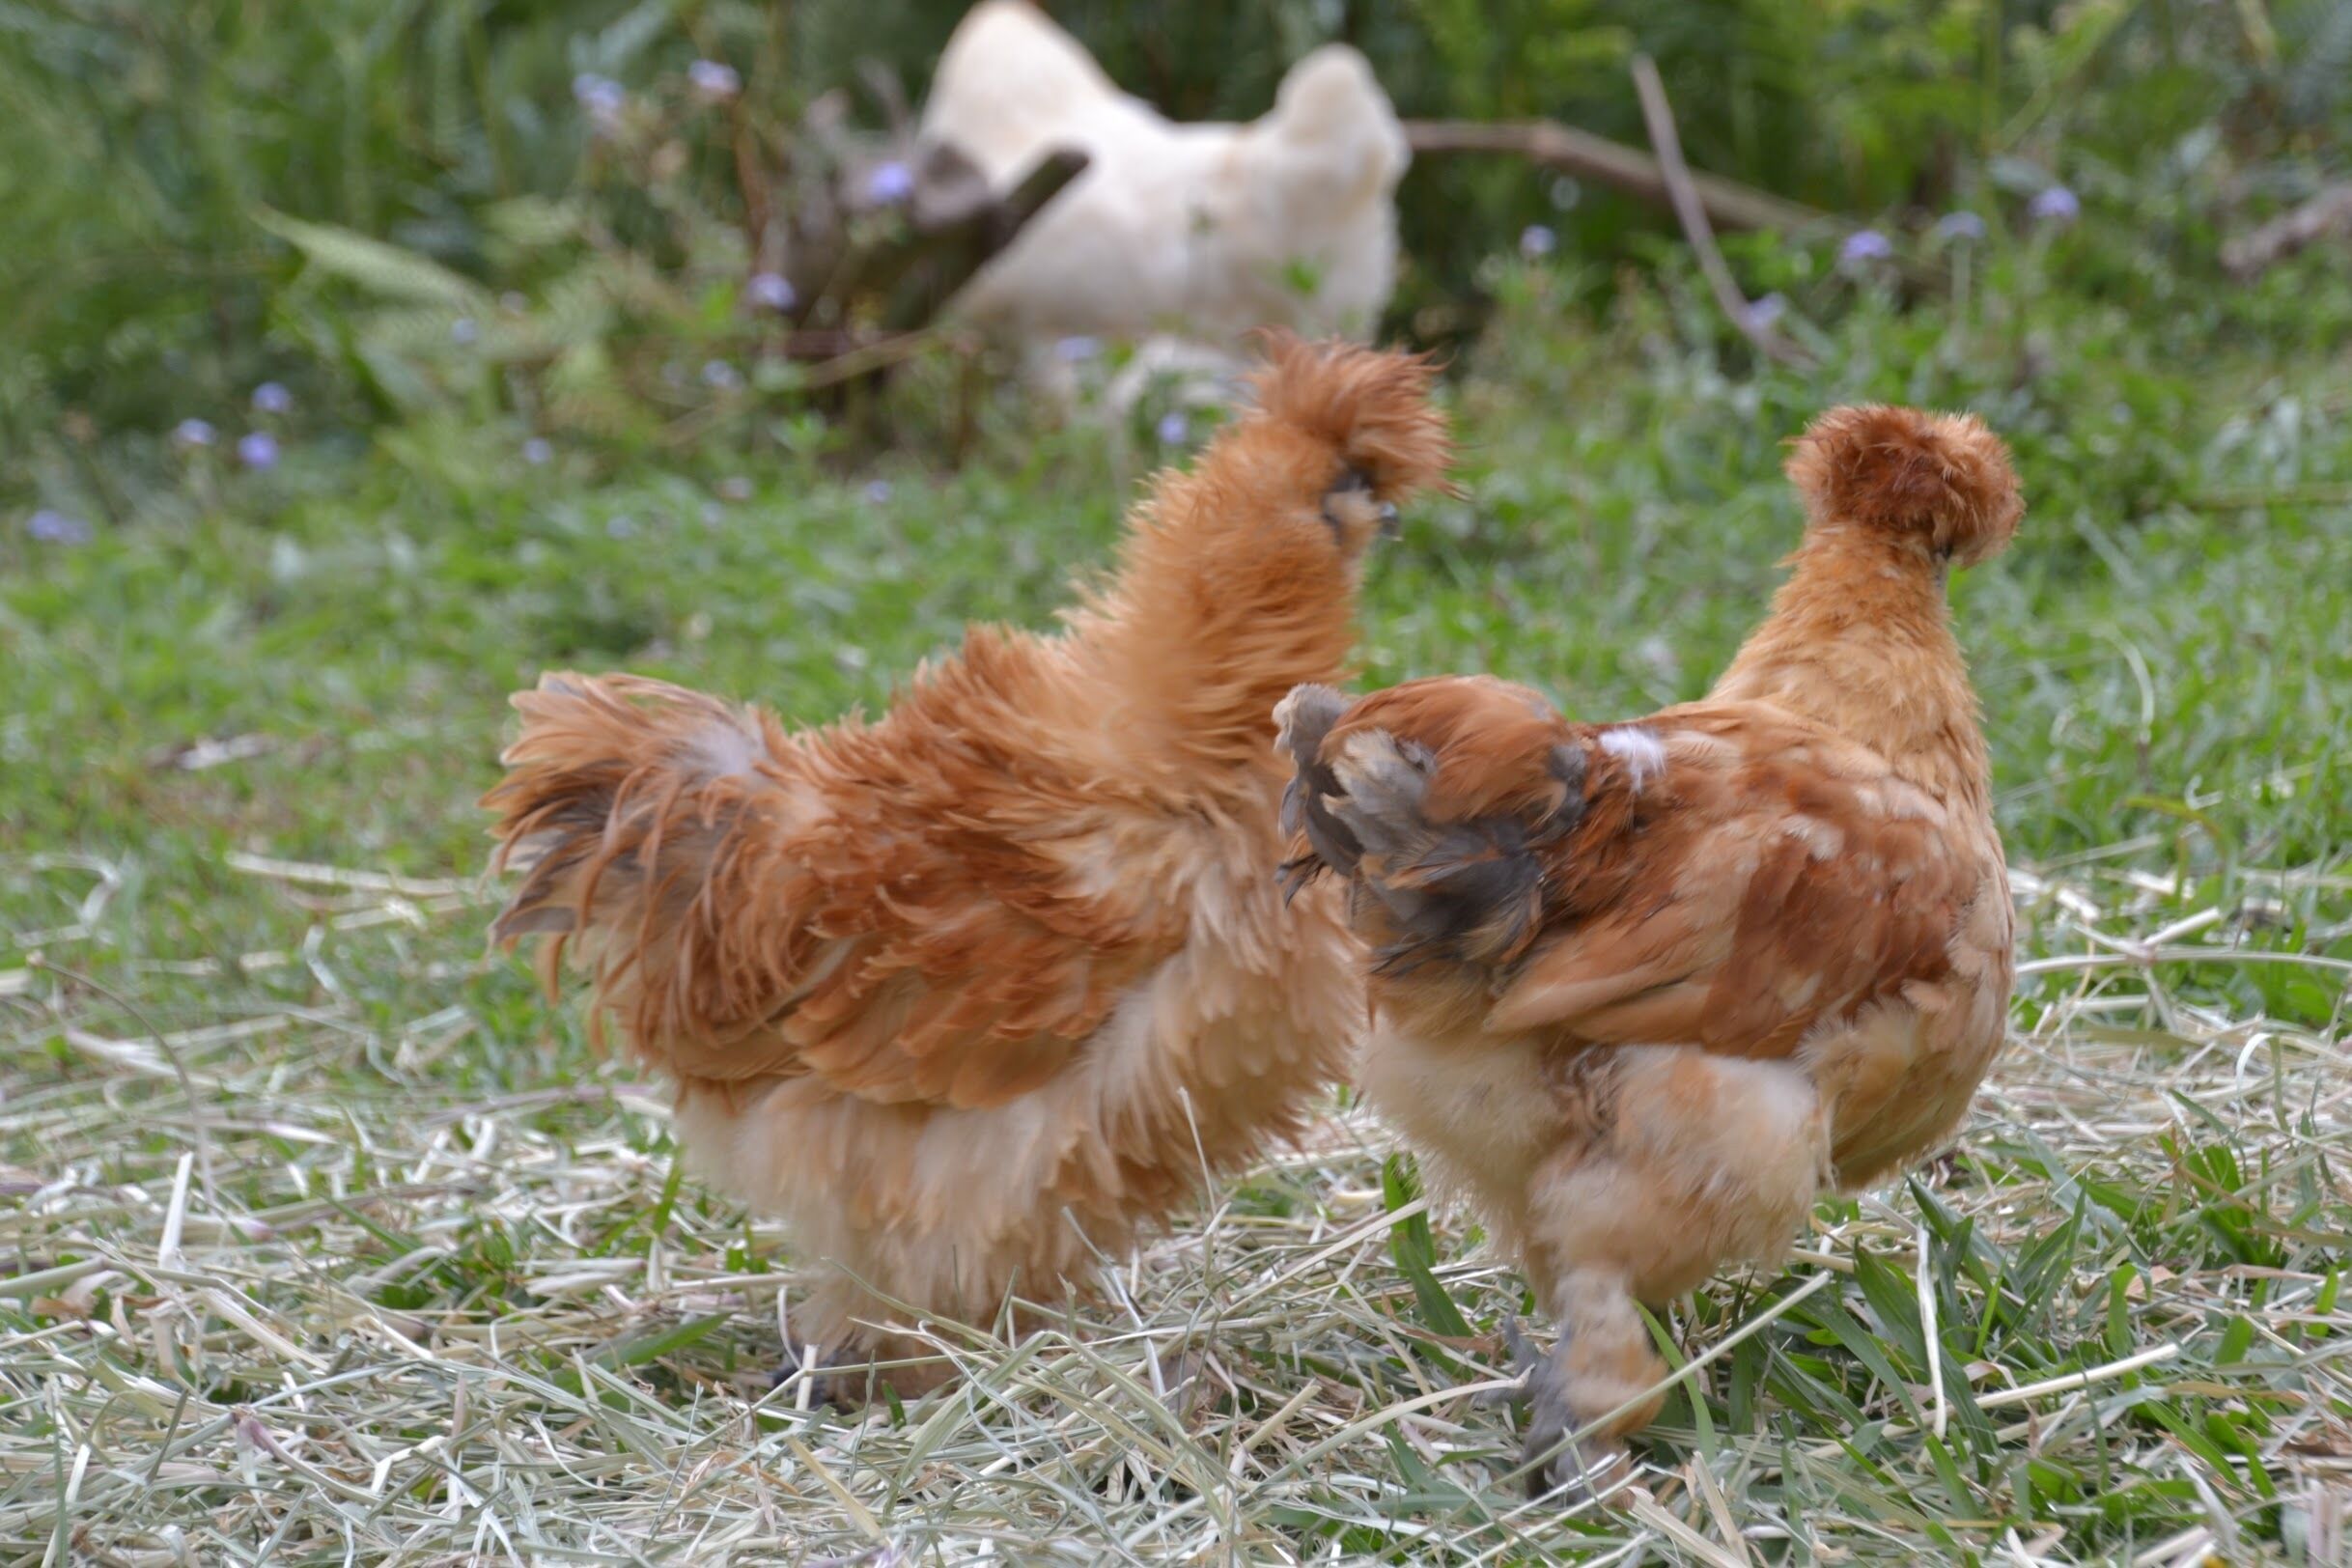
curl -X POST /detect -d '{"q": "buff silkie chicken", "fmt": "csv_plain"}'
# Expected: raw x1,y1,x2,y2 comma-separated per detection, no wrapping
485,335,1448,1397
1277,405,2022,1497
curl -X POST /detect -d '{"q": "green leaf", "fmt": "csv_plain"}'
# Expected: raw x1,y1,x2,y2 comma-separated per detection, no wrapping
645,1156,686,1254
602,1312,729,1370
1852,1247,1927,1370
2106,1265,2137,1358
1808,1295,1928,1427
1381,1154,1472,1339
1640,1303,1715,1453
256,209,494,311
1919,1429,1974,1514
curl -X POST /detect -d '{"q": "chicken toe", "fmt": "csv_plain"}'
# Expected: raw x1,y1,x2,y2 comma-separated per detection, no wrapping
1513,1322,1634,1505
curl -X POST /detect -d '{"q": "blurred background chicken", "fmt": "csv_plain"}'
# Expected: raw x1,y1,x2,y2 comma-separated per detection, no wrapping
1279,405,2022,1496
486,336,1447,1395
921,0,1408,351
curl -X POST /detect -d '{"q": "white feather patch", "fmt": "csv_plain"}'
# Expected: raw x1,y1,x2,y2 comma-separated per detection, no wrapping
687,720,765,780
1598,725,1668,790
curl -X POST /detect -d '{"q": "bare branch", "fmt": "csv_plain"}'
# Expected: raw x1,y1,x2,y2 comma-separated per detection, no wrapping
2223,183,2352,280
1629,55,1808,366
1404,119,1837,238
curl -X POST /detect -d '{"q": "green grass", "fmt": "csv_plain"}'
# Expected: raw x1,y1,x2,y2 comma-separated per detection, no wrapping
3,263,2349,1562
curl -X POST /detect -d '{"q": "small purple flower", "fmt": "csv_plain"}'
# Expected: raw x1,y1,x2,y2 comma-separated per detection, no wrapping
1744,292,1787,330
865,160,914,206
27,509,92,545
251,381,292,415
863,479,894,504
2029,184,2080,225
573,72,626,130
1052,335,1100,364
522,437,553,466
605,515,637,540
450,317,479,346
1838,229,1893,267
745,271,797,312
172,418,217,449
700,359,742,391
237,432,280,470
1933,211,1987,244
1519,224,1557,260
1155,411,1190,445
688,60,741,101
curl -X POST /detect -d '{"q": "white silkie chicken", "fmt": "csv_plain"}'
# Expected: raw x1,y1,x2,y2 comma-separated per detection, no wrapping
920,0,1409,350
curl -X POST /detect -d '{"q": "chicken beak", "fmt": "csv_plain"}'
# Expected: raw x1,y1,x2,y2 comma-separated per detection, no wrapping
1321,468,1389,546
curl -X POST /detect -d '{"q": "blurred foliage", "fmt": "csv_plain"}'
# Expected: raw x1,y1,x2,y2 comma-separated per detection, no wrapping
2,0,2347,498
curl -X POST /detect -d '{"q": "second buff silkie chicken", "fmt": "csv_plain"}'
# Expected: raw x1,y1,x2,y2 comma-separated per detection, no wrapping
1279,405,2023,1496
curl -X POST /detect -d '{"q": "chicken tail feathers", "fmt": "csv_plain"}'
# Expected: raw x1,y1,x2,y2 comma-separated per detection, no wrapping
1276,679,1586,973
1324,727,1554,974
483,672,803,1066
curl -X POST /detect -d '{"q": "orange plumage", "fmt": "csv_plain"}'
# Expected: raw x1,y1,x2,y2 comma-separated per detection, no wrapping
485,334,1449,1392
1279,405,2021,1496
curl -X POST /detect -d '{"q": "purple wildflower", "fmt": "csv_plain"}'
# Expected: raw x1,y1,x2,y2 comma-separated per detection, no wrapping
251,382,292,415
451,317,479,346
27,509,92,545
1744,292,1787,329
1052,335,1100,364
863,480,894,504
745,271,797,312
1838,229,1893,267
865,160,914,206
605,515,637,540
172,418,217,449
573,72,626,131
237,432,280,470
2029,185,2080,225
522,437,553,466
1156,411,1190,445
1520,224,1557,260
1933,211,1987,243
700,359,742,391
688,60,741,101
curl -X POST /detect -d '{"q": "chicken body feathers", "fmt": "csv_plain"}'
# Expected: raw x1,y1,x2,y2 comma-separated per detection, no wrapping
1288,684,1999,1067
488,663,1181,1109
